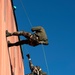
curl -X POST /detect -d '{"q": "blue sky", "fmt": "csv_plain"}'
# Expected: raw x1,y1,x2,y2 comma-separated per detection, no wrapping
13,0,75,75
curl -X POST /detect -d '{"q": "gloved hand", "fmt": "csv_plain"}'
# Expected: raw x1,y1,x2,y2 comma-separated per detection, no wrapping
26,54,30,59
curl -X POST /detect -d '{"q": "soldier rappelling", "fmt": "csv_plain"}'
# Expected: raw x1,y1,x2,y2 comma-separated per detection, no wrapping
6,26,48,47
26,54,47,75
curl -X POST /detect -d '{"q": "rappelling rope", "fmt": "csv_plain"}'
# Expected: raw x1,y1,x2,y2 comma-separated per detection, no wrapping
41,44,50,75
18,0,50,74
19,0,33,28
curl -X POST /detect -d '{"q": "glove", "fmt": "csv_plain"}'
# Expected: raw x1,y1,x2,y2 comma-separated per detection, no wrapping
26,54,30,59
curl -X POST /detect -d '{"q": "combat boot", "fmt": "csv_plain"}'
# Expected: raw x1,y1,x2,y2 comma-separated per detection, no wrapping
6,30,12,37
7,41,13,47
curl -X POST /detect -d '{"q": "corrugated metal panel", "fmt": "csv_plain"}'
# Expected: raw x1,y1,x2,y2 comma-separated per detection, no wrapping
0,0,24,75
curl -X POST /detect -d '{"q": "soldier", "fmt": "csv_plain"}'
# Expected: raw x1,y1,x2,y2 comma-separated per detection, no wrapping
26,54,47,75
6,26,48,47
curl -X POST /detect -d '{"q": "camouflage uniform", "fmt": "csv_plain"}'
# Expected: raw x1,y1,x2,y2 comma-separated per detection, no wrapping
26,54,47,75
6,26,48,46
31,26,48,45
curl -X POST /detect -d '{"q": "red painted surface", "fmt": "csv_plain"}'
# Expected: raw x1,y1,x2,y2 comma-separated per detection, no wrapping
0,0,24,75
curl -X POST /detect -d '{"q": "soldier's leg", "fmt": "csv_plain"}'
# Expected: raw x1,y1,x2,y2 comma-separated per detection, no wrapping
6,30,31,38
8,40,29,47
6,30,22,37
11,31,32,39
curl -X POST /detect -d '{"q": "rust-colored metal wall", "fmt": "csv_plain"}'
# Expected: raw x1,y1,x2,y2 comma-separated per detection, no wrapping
0,0,24,75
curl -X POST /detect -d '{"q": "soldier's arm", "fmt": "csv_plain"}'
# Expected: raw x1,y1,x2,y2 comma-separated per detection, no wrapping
29,61,34,70
31,26,42,32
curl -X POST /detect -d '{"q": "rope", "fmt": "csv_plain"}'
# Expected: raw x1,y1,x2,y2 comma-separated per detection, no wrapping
41,44,50,75
19,0,33,28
